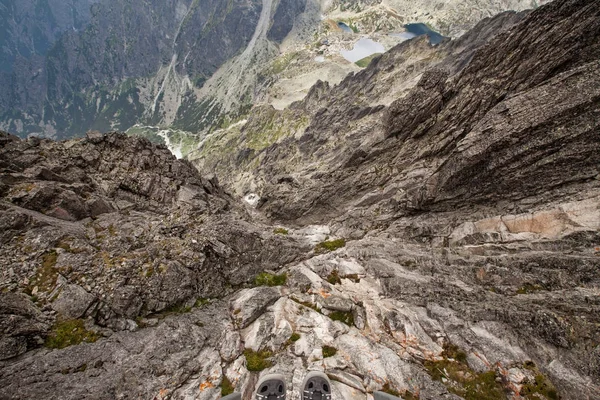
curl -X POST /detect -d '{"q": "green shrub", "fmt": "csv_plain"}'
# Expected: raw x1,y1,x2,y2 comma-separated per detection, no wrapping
315,239,346,254
327,270,342,285
329,310,354,326
520,362,559,400
45,319,100,349
221,376,235,396
273,227,289,235
424,342,504,400
254,272,287,287
244,349,273,371
322,345,337,358
290,332,301,342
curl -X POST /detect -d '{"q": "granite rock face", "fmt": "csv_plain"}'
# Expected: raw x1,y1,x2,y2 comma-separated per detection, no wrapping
1,0,600,399
0,131,307,359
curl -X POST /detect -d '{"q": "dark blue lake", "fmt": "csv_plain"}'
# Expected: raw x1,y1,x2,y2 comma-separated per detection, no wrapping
404,23,445,45
337,22,353,33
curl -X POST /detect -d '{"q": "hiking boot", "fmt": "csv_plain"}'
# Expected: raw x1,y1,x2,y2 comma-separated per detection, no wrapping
301,371,332,400
255,373,286,400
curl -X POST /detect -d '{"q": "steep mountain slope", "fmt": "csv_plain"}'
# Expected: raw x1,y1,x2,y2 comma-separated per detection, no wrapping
0,0,272,138
0,0,100,73
0,0,599,399
0,0,546,145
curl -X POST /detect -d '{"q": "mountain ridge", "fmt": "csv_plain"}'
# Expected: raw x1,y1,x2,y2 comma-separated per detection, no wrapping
0,0,599,399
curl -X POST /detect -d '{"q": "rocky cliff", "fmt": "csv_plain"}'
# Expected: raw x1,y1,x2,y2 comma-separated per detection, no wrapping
1,0,546,146
1,0,599,399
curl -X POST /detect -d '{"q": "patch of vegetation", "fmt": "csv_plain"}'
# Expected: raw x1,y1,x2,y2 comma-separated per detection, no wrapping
221,375,235,396
343,274,361,283
244,349,273,371
273,227,289,235
162,302,193,314
269,52,298,75
402,390,420,400
56,239,85,254
29,251,59,294
327,270,342,285
194,298,210,308
291,298,321,313
516,283,544,294
329,310,354,326
355,54,379,68
424,343,504,400
315,239,346,254
322,345,337,358
254,272,287,287
286,332,301,347
520,362,559,400
442,342,468,363
382,382,401,397
45,319,100,349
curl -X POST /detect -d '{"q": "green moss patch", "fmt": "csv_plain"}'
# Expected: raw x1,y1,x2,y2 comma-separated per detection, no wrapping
254,272,287,287
45,319,100,349
273,227,289,235
29,251,59,294
329,310,354,326
315,239,346,254
516,283,545,294
521,362,558,400
322,345,337,358
194,298,210,308
221,375,235,396
244,349,273,371
286,332,301,347
327,270,342,285
355,54,379,68
424,343,505,400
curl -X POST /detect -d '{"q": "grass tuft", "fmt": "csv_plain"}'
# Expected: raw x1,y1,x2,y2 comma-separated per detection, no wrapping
254,272,287,287
322,345,337,358
315,239,346,254
329,310,354,326
244,349,273,371
424,342,504,400
273,227,289,235
221,375,235,396
520,362,559,400
45,319,100,349
327,270,342,285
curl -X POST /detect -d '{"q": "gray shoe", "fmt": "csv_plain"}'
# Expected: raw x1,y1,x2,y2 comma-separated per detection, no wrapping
255,373,286,400
374,391,402,400
301,371,332,400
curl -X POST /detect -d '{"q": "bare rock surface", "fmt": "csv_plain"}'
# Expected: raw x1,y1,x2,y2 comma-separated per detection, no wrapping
1,1,600,400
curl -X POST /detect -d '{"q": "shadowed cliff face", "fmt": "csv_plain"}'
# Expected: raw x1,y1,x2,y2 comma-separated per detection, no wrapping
0,0,311,139
0,1,599,399
0,0,100,73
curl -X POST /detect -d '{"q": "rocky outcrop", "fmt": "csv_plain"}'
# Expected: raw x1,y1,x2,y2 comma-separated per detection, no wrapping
0,131,308,359
184,0,599,398
1,1,599,399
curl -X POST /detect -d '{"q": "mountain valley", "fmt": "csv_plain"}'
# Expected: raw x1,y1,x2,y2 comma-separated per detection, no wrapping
0,0,599,400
